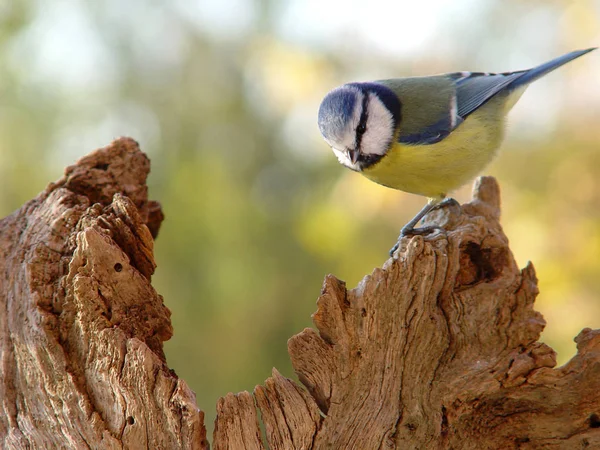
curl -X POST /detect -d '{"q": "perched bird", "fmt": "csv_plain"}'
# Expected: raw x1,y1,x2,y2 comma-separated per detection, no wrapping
318,48,596,255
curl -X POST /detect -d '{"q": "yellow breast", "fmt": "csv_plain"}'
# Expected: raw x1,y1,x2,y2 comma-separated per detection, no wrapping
361,99,508,199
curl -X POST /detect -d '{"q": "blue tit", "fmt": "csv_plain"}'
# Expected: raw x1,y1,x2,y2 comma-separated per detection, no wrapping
317,48,596,255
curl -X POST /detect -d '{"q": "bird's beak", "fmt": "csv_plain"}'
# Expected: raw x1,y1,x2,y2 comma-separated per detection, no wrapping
347,149,359,164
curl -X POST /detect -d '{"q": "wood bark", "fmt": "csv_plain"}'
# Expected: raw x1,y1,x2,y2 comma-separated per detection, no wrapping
214,178,600,449
2,138,599,449
0,138,207,449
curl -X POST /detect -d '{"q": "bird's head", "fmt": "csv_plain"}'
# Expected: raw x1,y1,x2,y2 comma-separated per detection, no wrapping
317,82,402,171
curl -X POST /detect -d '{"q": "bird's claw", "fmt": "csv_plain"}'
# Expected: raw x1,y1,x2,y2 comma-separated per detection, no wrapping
430,197,460,212
389,226,443,256
401,225,442,237
389,198,460,256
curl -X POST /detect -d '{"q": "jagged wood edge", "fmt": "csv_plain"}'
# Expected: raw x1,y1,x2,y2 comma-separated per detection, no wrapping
213,177,600,449
0,138,207,449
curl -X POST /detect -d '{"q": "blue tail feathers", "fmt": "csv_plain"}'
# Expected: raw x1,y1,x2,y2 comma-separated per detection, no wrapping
510,47,596,90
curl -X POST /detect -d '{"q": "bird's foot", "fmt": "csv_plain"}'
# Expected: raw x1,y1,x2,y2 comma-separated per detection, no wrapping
389,226,442,256
430,197,460,212
402,225,442,237
388,198,459,257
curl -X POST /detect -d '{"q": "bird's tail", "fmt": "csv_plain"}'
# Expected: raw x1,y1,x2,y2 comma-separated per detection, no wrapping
510,47,596,90
501,47,596,112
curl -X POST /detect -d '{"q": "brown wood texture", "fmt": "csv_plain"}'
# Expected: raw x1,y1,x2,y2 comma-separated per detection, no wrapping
214,177,600,449
2,138,599,449
0,138,207,449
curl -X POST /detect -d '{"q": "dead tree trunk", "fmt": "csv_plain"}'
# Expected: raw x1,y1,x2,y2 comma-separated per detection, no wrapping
1,138,599,449
0,138,207,449
214,181,600,448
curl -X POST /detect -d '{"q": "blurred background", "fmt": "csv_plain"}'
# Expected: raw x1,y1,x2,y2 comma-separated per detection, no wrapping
1,0,599,435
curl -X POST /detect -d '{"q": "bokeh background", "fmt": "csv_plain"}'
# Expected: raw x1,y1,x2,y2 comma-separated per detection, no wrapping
1,0,599,436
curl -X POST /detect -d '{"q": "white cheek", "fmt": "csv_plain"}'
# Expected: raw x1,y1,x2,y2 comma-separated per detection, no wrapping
361,95,395,156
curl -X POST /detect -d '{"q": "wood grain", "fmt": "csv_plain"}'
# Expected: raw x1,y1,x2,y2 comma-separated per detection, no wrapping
2,138,598,449
0,138,206,450
215,177,600,449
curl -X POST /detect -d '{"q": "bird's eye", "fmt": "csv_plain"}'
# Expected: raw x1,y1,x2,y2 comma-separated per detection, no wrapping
357,123,366,135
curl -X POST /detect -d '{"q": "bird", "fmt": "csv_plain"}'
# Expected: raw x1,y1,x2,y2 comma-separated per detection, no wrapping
317,48,596,256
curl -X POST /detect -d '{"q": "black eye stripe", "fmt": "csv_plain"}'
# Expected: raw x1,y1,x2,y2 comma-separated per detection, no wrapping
355,93,370,148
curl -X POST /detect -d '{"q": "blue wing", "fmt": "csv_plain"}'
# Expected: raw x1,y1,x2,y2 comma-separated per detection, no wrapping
398,113,462,145
399,48,595,145
452,71,523,118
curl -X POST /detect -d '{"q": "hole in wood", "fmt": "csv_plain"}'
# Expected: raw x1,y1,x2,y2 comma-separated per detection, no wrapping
440,406,448,436
589,413,600,428
114,263,123,272
456,241,507,287
127,416,135,425
405,422,417,432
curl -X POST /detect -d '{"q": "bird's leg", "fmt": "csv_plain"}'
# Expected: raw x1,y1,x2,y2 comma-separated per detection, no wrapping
430,197,460,212
389,197,455,256
401,200,440,235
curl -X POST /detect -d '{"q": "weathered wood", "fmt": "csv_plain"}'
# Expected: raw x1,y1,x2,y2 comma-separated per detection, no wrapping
2,137,599,449
0,138,206,449
214,177,600,449
214,392,264,450
254,369,321,450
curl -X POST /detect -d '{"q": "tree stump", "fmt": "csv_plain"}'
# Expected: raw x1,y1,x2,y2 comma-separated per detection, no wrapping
1,138,599,449
0,138,206,449
214,181,600,448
